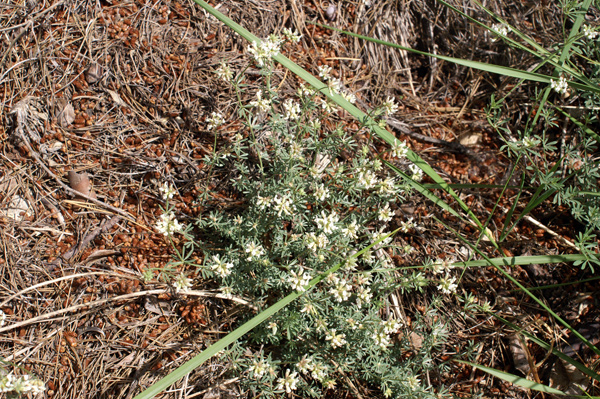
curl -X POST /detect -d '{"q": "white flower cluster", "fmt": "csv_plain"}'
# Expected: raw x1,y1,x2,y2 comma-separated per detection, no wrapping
315,63,356,101
245,241,265,261
550,76,569,95
437,274,458,294
315,210,339,234
0,373,45,395
214,62,233,82
391,139,409,158
431,258,454,274
328,275,352,302
283,99,302,120
491,23,511,41
399,217,416,233
341,220,359,240
382,96,399,116
210,255,234,278
272,194,294,216
249,89,271,113
288,267,311,292
296,356,329,382
325,329,347,348
206,111,225,130
276,369,299,393
305,232,329,252
583,25,598,40
248,358,270,378
378,203,394,222
408,163,423,182
173,273,192,293
155,212,184,236
159,182,176,200
247,37,281,67
282,27,302,43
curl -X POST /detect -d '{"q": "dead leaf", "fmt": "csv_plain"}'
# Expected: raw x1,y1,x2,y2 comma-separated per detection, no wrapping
57,99,75,127
106,89,126,106
86,63,103,84
549,357,589,397
508,334,530,376
67,171,96,199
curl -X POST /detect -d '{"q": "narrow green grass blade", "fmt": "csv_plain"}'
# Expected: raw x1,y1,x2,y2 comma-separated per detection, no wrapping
455,360,566,395
312,22,600,95
557,106,600,144
444,220,600,357
449,254,589,268
499,171,526,242
491,314,600,384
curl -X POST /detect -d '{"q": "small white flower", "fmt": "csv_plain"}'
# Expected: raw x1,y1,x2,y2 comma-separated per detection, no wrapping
305,232,329,252
521,136,540,148
268,321,278,335
372,330,391,349
408,163,423,182
437,274,458,294
378,203,394,222
272,194,294,217
310,362,328,381
583,25,598,40
329,278,352,302
249,89,271,113
381,318,402,334
431,258,454,274
256,194,271,210
341,220,359,240
283,27,302,42
406,375,420,389
296,355,313,373
491,23,511,40
215,62,233,82
247,37,281,67
382,96,399,116
155,212,184,236
283,98,302,120
245,241,265,261
550,76,569,95
221,286,233,299
324,379,337,389
206,111,225,130
173,273,192,293
159,182,176,200
400,217,416,233
325,329,347,348
276,369,299,393
289,141,303,159
288,268,311,292
317,65,332,80
300,302,315,314
327,77,342,95
313,184,330,201
211,255,234,278
298,82,316,98
356,286,372,308
315,210,339,235
341,90,356,104
309,119,321,131
357,169,379,189
391,139,408,158
248,359,269,378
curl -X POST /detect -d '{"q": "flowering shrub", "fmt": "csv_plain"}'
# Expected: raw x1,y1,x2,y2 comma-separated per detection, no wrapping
148,33,462,398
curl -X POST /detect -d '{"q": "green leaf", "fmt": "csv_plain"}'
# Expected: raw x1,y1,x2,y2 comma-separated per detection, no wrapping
456,360,566,395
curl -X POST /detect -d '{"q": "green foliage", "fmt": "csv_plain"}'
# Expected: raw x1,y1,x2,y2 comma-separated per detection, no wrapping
191,46,455,396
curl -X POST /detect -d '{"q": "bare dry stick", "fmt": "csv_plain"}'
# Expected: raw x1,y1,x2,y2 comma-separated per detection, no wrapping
0,289,255,333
